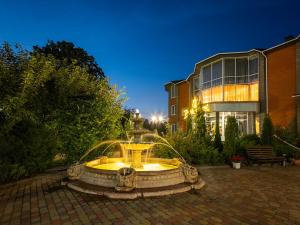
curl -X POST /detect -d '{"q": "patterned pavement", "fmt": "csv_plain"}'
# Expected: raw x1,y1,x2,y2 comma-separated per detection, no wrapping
1,166,300,225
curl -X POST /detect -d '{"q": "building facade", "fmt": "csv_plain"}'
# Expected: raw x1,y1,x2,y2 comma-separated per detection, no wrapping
165,36,300,139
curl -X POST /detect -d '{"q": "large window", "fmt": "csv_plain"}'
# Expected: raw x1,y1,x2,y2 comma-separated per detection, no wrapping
200,55,259,103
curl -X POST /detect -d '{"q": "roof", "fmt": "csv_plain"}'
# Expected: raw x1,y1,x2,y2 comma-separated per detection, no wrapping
166,34,300,84
164,79,186,88
263,35,300,53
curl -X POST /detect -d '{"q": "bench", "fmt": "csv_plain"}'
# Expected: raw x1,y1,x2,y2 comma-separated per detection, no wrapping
247,146,285,166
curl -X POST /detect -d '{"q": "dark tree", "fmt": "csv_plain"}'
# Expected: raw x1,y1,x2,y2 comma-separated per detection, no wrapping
213,122,223,152
33,40,105,79
143,119,152,131
261,115,274,145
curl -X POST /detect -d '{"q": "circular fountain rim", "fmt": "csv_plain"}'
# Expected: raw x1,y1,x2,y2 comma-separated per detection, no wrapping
84,157,183,174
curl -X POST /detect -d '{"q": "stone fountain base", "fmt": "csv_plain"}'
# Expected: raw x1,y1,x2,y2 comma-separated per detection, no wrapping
65,178,205,199
65,157,206,199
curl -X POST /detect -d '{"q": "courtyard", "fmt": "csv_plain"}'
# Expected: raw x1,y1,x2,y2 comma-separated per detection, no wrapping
1,166,300,225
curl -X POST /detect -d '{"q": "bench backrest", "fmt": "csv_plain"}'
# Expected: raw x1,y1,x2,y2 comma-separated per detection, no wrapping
247,146,274,157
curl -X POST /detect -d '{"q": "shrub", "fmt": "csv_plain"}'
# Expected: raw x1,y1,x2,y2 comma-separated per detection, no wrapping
224,116,239,157
213,122,223,152
261,115,274,145
237,134,261,156
154,131,225,165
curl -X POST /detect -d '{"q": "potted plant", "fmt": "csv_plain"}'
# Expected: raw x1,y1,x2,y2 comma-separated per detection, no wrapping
292,152,300,166
231,155,243,169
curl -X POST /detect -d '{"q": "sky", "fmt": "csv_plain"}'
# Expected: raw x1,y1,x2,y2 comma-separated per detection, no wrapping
0,0,299,118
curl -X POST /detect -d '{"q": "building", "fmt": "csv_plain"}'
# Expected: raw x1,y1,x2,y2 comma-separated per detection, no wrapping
165,35,300,139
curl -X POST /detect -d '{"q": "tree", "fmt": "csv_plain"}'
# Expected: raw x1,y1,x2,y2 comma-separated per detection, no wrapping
33,40,105,80
0,42,124,182
185,112,193,134
194,102,206,140
224,116,239,156
261,115,274,145
213,122,223,152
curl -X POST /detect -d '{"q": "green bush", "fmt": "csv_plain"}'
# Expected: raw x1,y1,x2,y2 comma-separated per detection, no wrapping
224,116,239,157
261,115,274,145
237,134,261,156
154,132,225,165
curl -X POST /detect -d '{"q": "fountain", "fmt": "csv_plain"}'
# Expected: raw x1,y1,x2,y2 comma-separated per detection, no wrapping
65,109,205,199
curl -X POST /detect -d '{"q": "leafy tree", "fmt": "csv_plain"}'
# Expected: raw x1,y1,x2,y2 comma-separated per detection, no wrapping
261,115,274,145
33,40,105,80
0,43,124,182
224,116,239,156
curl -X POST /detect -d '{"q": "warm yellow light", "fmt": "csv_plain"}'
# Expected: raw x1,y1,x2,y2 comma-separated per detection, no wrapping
151,115,157,122
192,97,198,109
158,115,163,122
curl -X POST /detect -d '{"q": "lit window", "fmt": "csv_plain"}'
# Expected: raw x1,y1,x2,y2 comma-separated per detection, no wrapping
211,86,223,102
170,85,176,98
171,105,176,115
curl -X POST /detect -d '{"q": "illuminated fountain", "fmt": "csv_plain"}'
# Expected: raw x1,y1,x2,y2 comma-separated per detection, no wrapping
66,109,205,199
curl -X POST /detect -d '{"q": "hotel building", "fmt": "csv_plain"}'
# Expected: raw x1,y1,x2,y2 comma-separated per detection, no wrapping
165,36,300,139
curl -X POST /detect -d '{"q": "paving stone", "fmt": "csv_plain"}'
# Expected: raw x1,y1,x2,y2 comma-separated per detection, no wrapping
0,167,300,225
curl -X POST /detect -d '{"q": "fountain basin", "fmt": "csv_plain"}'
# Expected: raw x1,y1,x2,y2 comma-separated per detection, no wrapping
66,156,205,198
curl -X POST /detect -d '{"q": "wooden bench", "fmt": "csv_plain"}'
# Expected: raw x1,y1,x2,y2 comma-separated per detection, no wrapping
247,146,285,166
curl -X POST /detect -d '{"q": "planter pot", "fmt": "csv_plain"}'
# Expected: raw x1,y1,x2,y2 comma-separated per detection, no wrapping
293,159,300,166
232,162,241,169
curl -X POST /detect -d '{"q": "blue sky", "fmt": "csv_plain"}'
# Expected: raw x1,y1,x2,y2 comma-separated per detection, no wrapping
0,0,299,118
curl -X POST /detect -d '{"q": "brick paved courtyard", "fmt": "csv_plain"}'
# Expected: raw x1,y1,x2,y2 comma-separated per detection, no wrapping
1,166,300,225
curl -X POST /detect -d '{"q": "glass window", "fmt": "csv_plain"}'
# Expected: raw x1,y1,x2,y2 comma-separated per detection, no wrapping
212,61,222,80
249,57,258,75
193,76,200,91
249,83,259,101
211,86,223,102
236,58,248,84
224,85,236,101
171,105,176,115
224,59,235,85
249,56,258,83
235,84,249,101
170,85,176,98
203,65,211,88
201,89,211,103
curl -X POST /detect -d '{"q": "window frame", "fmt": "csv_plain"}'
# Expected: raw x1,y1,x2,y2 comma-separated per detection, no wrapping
171,104,176,116
170,85,176,98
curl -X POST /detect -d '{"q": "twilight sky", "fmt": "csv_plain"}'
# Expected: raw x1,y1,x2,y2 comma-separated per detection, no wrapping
0,0,299,118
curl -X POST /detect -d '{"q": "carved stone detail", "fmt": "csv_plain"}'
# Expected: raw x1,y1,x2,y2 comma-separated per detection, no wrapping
67,164,83,180
115,167,136,192
182,164,198,183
